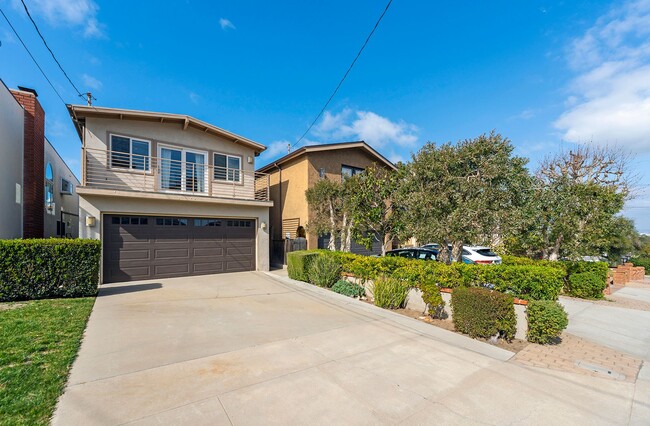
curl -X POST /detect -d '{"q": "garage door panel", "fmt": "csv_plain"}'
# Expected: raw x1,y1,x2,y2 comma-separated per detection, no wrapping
104,215,255,283
154,248,190,260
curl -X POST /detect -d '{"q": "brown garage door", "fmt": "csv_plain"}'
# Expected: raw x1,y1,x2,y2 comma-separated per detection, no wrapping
103,215,255,283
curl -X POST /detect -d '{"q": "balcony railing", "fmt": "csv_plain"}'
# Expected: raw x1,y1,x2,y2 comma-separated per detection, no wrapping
82,147,270,202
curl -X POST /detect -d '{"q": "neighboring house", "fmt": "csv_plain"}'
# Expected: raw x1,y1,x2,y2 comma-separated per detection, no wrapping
256,141,397,263
0,81,80,239
67,105,273,283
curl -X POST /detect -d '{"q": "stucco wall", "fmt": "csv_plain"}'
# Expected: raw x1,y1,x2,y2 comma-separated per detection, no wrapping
44,139,80,238
0,83,24,239
79,194,270,282
267,156,309,241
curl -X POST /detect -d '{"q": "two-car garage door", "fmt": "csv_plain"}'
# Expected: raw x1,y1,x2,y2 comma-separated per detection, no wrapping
103,215,256,283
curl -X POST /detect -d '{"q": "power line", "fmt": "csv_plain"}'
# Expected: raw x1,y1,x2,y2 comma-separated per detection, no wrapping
292,0,394,150
0,6,67,106
19,0,83,97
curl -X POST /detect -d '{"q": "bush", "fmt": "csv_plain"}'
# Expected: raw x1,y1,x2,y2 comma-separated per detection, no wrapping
331,280,365,298
287,251,320,282
567,272,606,299
630,257,650,270
308,255,342,288
526,300,568,344
0,239,100,302
371,276,409,309
563,261,608,287
451,287,516,340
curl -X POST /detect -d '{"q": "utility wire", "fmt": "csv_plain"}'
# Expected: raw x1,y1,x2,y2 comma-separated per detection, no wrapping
0,7,67,106
292,0,394,150
19,0,84,97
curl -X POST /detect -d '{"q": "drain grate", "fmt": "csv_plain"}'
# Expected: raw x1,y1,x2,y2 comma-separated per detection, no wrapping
575,361,626,381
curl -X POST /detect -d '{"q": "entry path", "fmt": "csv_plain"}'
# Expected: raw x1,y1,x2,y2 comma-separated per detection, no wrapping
54,272,647,425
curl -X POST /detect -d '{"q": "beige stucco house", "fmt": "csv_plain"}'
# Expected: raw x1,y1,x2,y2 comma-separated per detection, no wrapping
256,141,396,263
68,105,272,283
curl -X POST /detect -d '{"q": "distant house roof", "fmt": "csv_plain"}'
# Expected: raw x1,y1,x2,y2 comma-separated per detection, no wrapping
256,141,396,173
67,104,266,153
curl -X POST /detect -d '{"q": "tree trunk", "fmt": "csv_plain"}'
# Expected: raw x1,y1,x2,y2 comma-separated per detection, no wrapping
548,235,563,261
451,241,463,263
344,221,352,252
328,200,336,251
339,212,347,252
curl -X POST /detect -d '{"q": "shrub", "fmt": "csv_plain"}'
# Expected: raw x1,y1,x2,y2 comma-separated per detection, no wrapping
0,239,100,302
371,276,409,309
567,272,606,299
451,287,516,340
526,300,568,344
563,261,608,287
308,255,342,288
331,280,365,298
287,251,320,282
630,257,650,270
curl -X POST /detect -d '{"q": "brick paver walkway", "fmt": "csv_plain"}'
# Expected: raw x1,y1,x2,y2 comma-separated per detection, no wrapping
513,333,642,382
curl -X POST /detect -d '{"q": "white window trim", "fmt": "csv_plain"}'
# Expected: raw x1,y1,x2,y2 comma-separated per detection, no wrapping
157,144,209,195
213,152,243,183
109,133,152,172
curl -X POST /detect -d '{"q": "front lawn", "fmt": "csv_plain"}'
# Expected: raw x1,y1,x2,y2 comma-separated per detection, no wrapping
0,298,95,425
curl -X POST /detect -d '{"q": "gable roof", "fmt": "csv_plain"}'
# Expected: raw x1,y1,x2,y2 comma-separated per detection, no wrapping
67,104,266,153
256,141,396,173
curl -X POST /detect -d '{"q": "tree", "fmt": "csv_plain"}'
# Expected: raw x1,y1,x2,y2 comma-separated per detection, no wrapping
509,145,634,260
401,131,531,262
305,179,343,251
345,164,404,256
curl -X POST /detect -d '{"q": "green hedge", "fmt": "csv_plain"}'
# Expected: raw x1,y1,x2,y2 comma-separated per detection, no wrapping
287,251,320,282
451,287,516,340
526,300,568,344
567,272,606,299
0,239,101,302
630,257,650,270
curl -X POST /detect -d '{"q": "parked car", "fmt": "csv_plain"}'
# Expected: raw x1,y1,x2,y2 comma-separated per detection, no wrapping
420,243,501,265
462,246,502,264
385,248,438,261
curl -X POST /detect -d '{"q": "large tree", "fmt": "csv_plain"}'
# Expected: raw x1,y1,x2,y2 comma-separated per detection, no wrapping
401,131,531,262
305,179,343,251
345,164,405,256
509,145,633,260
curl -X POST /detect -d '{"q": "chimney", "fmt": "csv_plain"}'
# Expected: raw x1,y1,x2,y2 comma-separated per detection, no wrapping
11,86,45,238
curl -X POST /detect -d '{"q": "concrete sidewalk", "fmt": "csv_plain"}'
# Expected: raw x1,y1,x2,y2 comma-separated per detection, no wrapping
53,272,647,425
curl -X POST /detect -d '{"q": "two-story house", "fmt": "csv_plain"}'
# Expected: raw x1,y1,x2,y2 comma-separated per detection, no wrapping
256,141,396,263
68,105,272,283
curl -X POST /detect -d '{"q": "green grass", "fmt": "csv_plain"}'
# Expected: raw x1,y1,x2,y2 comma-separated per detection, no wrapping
0,298,95,425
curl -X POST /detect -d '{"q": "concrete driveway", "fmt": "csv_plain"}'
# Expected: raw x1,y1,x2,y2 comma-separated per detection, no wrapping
54,272,648,425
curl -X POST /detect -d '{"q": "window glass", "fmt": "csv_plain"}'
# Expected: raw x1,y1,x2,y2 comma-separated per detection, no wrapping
475,249,497,257
45,163,54,180
61,178,73,193
132,140,150,171
341,165,363,179
111,136,131,169
228,156,241,182
214,154,227,180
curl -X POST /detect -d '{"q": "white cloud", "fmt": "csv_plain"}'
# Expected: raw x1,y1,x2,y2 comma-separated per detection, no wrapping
315,109,418,148
81,74,102,90
16,0,106,38
555,0,650,152
219,18,236,31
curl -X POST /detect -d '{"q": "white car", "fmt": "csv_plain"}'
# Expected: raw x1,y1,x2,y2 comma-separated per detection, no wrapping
462,246,502,265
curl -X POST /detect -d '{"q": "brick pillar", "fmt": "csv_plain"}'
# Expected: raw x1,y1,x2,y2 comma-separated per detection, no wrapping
11,89,45,238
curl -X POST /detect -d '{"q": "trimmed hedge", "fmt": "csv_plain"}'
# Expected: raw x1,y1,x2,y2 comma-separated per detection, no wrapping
526,300,568,344
567,272,606,299
0,239,101,302
331,280,365,298
451,287,516,340
287,251,320,282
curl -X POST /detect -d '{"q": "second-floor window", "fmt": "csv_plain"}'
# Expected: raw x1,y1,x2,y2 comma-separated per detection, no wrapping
341,165,363,179
110,135,151,171
214,153,241,182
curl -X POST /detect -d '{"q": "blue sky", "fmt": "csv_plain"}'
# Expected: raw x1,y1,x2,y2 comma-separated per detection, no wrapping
1,0,649,232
